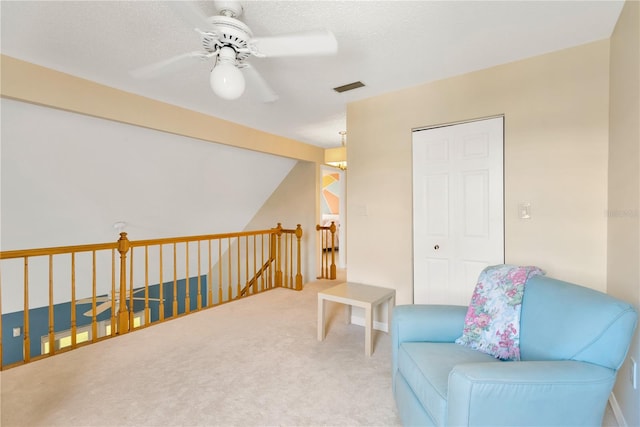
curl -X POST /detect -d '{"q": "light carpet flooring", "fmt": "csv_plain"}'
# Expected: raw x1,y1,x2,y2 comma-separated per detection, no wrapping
0,270,621,427
0,271,402,426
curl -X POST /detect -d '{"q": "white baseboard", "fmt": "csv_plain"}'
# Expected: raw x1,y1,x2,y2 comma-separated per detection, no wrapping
609,392,627,427
349,315,389,333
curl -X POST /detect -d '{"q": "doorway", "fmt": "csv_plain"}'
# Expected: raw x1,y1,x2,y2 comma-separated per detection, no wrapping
321,165,346,268
412,116,504,304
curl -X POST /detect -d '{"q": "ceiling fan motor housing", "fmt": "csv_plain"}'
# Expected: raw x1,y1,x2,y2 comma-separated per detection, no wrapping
204,16,253,61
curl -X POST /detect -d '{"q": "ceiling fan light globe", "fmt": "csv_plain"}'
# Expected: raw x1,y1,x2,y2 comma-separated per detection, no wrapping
210,63,245,100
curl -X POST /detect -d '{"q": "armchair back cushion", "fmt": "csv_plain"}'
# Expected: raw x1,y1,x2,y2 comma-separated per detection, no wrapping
520,276,637,370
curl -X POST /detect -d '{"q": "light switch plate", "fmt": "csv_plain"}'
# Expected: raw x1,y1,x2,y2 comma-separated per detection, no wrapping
518,202,531,219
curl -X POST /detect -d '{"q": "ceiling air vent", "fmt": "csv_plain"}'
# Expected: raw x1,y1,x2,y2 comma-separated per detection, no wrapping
333,81,365,93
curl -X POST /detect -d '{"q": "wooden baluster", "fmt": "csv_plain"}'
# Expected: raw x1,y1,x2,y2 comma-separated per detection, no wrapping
172,243,178,317
269,233,275,288
260,234,265,291
315,225,323,279
117,232,130,335
295,225,303,290
236,236,241,298
243,236,248,295
330,221,337,280
144,246,150,326
23,257,30,363
208,240,213,307
70,252,76,347
91,251,97,341
110,249,116,335
185,243,190,314
322,228,326,278
158,245,165,322
275,223,283,287
129,248,134,328
253,235,258,294
288,233,293,288
218,239,223,304
317,225,329,279
246,236,251,295
283,233,288,288
48,255,55,354
227,238,232,300
197,241,202,310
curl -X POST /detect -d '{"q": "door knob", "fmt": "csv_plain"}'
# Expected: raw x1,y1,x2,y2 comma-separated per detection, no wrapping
434,244,440,250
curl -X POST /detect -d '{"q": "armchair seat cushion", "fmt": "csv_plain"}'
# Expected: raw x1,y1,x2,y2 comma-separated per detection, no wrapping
398,342,497,425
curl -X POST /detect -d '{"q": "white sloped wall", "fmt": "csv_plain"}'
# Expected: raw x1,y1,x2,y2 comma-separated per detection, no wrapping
0,97,299,310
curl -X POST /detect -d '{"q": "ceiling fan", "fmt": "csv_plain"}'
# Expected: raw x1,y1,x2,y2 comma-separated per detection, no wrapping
131,0,338,102
78,289,163,317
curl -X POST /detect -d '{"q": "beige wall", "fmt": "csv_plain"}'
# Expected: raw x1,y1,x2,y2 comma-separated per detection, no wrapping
608,1,640,424
347,40,610,305
245,161,319,280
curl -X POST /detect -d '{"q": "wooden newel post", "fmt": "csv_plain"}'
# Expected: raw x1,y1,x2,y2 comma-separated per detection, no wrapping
295,224,303,290
117,232,131,335
329,222,337,280
275,223,283,287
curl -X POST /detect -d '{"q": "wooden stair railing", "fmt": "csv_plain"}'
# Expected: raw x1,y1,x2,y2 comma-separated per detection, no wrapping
316,221,337,280
0,223,303,370
239,224,303,297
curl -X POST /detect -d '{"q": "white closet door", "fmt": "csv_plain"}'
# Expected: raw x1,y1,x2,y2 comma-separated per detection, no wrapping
413,117,504,305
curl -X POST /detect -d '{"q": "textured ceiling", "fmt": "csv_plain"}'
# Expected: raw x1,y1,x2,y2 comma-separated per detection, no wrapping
0,1,625,148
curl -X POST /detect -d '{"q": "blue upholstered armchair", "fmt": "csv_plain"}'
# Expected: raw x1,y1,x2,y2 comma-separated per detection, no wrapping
391,275,637,426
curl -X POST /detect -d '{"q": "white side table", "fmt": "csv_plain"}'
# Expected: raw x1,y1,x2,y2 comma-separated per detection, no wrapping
317,282,396,356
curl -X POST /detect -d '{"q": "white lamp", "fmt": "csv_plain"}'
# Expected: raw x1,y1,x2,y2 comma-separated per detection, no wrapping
210,46,245,100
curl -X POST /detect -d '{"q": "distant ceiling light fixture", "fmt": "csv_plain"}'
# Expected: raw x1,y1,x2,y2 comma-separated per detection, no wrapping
339,130,347,146
113,221,127,233
333,81,365,93
328,161,347,171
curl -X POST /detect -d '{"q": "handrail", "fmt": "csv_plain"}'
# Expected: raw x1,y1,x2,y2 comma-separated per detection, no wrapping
0,242,117,259
0,223,303,370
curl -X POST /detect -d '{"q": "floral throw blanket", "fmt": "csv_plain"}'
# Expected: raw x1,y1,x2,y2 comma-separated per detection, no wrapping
455,264,545,361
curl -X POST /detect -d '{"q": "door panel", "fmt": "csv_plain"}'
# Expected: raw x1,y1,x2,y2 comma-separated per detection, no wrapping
413,117,504,305
462,170,489,237
425,174,449,236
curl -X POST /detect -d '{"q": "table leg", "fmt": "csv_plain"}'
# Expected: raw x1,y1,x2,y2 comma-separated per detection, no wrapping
317,296,325,341
345,304,352,324
365,304,373,356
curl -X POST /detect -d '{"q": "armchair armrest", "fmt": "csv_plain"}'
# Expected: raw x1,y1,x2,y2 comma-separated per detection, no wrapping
391,304,467,381
448,360,616,426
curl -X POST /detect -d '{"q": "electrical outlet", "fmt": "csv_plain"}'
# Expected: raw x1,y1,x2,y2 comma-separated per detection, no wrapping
12,327,21,337
631,357,637,390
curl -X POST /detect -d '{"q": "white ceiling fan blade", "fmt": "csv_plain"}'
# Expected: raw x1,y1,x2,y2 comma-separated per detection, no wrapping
167,1,215,32
77,296,109,305
83,300,112,317
130,51,213,79
126,289,163,301
241,63,278,103
130,297,164,302
249,29,338,58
